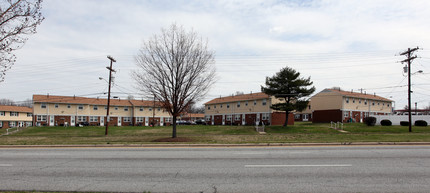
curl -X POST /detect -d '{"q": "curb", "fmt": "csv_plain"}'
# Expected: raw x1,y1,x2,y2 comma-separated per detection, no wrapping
1,142,430,148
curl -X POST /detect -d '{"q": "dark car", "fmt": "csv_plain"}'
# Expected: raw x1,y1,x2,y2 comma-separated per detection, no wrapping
195,119,206,125
76,122,89,127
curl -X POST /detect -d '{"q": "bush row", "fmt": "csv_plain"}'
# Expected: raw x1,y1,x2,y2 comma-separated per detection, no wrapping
364,117,428,126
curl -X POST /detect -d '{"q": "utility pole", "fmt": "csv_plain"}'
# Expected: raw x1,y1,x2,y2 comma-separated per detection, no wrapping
105,55,116,136
400,47,419,132
152,94,156,126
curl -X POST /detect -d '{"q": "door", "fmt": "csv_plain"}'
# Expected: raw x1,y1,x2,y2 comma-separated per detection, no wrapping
100,116,104,126
303,114,309,121
49,115,55,126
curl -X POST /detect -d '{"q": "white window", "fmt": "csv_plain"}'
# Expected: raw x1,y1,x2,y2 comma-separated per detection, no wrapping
214,105,216,109
41,103,47,108
136,117,144,122
77,116,87,122
254,100,257,105
262,113,270,120
54,104,59,108
140,107,144,111
262,99,267,106
235,114,241,121
114,106,118,110
220,104,223,108
165,117,171,123
67,104,71,108
364,100,368,105
227,104,230,108
205,116,211,121
245,101,248,106
124,107,129,111
345,98,349,103
93,105,98,110
9,121,16,127
387,104,390,107
226,115,232,121
27,113,32,117
352,99,355,103
359,99,362,104
0,111,4,116
372,102,375,106
123,117,131,122
10,112,18,116
105,106,108,110
294,114,300,119
158,108,161,111
344,111,349,118
37,115,47,121
78,105,84,110
89,116,98,122
149,108,152,111
237,102,240,108
207,106,211,110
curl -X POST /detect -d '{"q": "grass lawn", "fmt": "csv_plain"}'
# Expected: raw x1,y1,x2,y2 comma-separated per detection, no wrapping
0,122,429,145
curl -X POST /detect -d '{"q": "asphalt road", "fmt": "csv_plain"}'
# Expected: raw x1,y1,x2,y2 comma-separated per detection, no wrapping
1,145,430,193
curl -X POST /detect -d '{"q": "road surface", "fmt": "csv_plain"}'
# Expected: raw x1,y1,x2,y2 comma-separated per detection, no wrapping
1,145,430,192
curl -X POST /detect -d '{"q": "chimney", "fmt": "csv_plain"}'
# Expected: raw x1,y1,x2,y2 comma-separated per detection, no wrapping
47,93,49,98
73,95,75,99
374,93,376,97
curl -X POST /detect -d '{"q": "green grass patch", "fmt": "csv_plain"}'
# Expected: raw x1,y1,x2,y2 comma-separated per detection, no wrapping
0,122,429,145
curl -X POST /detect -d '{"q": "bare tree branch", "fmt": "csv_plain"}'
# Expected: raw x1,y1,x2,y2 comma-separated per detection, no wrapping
132,23,216,138
0,0,44,83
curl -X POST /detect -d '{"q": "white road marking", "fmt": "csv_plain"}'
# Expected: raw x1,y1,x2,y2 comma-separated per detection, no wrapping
0,164,13,167
245,164,352,168
235,152,310,155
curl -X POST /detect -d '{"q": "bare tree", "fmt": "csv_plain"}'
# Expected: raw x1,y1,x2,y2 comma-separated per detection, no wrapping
1,0,44,82
133,24,216,138
0,98,16,105
19,98,32,107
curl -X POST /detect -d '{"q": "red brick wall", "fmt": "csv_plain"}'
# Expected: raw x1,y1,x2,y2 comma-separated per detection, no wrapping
271,112,294,126
214,115,223,125
313,109,342,123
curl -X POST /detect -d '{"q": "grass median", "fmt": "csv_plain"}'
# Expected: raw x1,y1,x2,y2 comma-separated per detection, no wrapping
0,122,429,145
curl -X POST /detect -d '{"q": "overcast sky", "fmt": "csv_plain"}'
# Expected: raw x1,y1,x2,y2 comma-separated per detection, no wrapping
1,0,430,109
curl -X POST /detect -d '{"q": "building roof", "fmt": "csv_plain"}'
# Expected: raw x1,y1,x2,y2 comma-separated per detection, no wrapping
33,94,161,107
321,89,393,102
0,105,32,113
204,92,269,105
180,113,205,118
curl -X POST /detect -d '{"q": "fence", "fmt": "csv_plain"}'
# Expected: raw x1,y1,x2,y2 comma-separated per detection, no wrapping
372,115,430,125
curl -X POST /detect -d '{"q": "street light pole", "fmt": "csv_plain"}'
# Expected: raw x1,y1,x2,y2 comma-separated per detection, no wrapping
105,55,116,136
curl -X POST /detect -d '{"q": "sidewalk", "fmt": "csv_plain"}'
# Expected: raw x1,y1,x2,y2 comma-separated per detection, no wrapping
1,142,430,148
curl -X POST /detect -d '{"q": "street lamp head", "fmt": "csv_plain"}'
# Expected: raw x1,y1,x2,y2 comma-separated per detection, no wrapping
418,70,423,73
99,77,103,80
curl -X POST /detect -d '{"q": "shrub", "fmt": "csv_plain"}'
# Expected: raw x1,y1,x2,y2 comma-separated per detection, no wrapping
415,120,428,127
380,119,392,126
400,121,409,126
364,117,376,126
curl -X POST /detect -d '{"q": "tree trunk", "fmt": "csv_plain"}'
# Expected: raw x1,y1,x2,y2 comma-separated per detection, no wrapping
284,110,289,127
172,116,177,138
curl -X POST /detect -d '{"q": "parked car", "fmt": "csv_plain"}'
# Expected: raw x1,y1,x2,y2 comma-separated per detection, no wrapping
195,119,206,125
76,122,89,127
176,120,192,125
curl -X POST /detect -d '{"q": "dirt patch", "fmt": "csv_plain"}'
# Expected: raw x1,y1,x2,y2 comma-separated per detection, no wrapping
152,137,194,142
